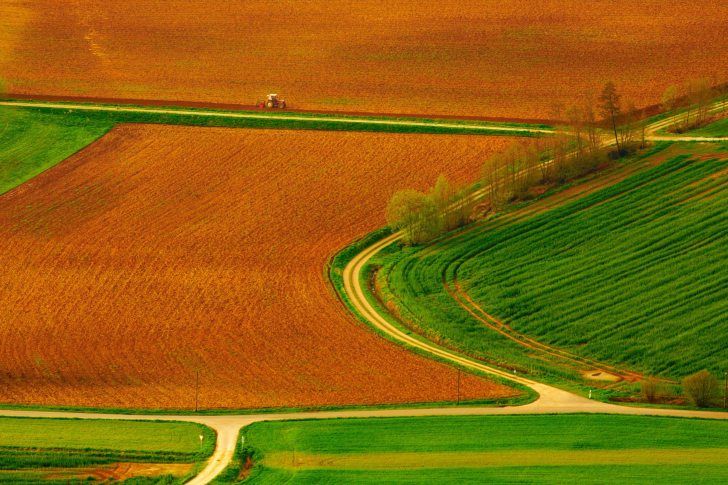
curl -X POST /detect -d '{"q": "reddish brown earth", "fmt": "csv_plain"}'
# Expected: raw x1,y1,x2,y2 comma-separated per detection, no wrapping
0,125,520,409
2,0,727,119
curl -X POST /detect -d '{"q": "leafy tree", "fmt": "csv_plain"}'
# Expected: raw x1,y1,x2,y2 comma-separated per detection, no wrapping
386,189,432,245
598,81,622,154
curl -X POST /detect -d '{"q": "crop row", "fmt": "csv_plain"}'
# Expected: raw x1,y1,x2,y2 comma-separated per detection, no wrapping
383,143,728,379
0,123,517,409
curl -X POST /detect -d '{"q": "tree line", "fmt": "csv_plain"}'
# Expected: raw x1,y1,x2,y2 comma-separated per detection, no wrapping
387,73,728,245
385,175,471,244
662,74,728,133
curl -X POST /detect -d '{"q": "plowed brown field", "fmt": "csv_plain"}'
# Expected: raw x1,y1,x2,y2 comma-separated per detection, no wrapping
2,0,726,119
0,125,519,409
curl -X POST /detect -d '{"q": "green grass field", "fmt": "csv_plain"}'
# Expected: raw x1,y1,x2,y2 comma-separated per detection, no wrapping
0,417,214,485
0,107,113,196
378,142,728,383
217,414,728,484
689,115,728,137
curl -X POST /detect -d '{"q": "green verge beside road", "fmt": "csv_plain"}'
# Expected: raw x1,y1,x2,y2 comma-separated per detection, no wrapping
216,414,728,485
327,227,538,406
0,416,215,484
688,116,728,137
378,142,728,390
0,100,548,139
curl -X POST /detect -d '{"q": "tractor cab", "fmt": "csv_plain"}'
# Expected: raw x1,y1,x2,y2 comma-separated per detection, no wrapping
257,94,286,109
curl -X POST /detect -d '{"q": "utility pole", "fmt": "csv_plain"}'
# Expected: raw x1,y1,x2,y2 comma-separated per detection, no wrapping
195,370,199,412
456,369,461,406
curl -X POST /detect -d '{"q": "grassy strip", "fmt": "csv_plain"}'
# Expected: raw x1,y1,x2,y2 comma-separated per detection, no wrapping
1,102,543,137
0,416,214,455
0,417,215,485
215,413,728,484
0,474,180,485
2,98,554,129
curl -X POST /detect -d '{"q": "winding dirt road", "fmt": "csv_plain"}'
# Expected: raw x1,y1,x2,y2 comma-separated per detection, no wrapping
1,100,727,484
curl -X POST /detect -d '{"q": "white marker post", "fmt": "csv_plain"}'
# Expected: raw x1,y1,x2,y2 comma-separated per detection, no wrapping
589,390,592,399
199,435,204,452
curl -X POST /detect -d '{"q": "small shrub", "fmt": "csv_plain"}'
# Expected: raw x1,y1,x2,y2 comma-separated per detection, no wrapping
641,378,660,404
682,370,719,408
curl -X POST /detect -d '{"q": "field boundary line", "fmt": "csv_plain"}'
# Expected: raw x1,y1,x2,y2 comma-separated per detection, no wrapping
0,101,556,135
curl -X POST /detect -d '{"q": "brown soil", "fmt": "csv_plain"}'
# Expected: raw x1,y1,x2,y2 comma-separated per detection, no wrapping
3,1,728,119
44,462,192,481
609,396,689,407
0,124,518,409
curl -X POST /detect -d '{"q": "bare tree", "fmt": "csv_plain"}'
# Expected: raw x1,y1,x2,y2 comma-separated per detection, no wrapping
661,85,678,129
694,78,712,126
683,79,694,131
682,369,719,408
638,109,648,148
617,100,638,150
565,103,585,158
598,81,622,154
481,153,502,208
583,97,603,167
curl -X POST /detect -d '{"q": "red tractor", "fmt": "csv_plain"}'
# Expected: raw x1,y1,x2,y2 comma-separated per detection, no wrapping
256,94,286,109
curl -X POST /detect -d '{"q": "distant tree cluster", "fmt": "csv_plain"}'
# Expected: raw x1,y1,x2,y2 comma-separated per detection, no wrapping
386,175,471,245
662,74,728,133
481,96,609,211
387,72,728,245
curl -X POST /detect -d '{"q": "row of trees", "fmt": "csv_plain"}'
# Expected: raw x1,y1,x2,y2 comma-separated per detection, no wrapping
386,74,727,245
642,369,725,408
661,76,725,133
385,175,472,244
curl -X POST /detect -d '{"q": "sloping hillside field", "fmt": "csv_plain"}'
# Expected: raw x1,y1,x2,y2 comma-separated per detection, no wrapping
0,124,520,409
2,0,727,118
384,143,728,379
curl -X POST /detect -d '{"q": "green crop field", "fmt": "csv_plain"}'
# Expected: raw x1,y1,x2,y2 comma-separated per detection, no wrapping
217,414,728,484
0,417,214,485
377,142,728,383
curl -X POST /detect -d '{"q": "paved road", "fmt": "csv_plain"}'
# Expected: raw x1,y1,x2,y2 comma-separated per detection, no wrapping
1,99,727,484
0,100,557,135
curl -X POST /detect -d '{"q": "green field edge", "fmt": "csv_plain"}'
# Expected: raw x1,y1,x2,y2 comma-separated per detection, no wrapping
210,412,728,484
326,143,728,410
0,416,216,485
0,100,551,136
326,228,538,404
